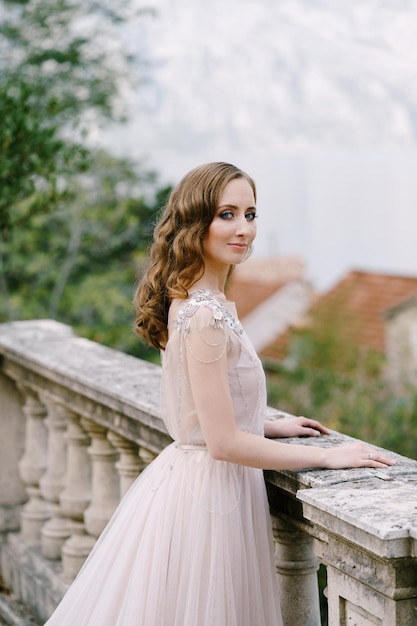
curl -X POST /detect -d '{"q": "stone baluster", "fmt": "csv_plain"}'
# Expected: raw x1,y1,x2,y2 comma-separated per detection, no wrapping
38,395,69,504
17,385,50,543
60,411,92,519
139,446,158,467
0,371,27,533
60,412,94,580
39,400,84,560
107,432,143,497
81,418,120,538
272,515,321,626
62,416,122,581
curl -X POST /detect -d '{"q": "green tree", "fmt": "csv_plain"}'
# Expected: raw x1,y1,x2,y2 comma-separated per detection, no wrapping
0,0,149,234
2,149,171,357
0,0,154,241
0,0,170,360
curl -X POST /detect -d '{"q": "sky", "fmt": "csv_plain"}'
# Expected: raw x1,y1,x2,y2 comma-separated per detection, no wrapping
100,0,417,291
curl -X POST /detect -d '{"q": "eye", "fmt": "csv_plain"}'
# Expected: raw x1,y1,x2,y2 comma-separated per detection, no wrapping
245,212,257,221
219,211,234,220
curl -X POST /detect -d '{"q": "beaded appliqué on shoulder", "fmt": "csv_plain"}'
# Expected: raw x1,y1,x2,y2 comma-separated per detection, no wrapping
174,289,243,336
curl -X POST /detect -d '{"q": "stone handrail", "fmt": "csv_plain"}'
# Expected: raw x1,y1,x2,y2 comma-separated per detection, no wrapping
0,320,416,625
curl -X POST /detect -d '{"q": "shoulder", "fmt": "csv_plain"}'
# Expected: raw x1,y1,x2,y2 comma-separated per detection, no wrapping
171,289,243,337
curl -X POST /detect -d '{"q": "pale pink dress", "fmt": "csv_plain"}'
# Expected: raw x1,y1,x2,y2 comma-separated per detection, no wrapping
45,289,283,626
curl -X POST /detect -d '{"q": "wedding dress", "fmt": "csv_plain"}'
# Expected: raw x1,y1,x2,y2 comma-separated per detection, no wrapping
45,289,283,626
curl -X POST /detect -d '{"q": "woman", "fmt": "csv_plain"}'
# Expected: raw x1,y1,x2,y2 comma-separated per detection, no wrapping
45,162,394,626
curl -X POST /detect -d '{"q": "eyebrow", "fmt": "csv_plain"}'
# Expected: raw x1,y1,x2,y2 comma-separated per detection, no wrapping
217,204,257,210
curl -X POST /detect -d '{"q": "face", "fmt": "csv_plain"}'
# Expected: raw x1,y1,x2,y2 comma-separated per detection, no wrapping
202,177,257,271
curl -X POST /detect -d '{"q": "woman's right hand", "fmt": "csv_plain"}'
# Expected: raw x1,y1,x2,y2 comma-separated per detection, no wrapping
323,442,396,470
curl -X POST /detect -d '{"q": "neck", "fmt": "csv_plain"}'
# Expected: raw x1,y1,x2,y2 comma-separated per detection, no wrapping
191,281,224,296
190,266,230,296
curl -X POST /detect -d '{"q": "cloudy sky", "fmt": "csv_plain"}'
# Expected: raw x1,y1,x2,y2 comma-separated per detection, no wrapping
102,0,417,291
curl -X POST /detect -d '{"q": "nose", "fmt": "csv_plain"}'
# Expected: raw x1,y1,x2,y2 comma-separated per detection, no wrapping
235,215,251,236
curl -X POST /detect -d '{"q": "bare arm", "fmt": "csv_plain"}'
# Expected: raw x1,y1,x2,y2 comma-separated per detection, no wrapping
185,310,395,471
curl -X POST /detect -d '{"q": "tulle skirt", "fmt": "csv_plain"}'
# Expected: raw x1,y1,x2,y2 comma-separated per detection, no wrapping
45,442,282,626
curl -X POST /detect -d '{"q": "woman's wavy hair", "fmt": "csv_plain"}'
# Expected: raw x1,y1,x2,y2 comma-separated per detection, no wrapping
134,162,256,350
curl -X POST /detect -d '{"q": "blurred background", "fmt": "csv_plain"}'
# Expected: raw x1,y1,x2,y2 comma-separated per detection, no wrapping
101,0,417,291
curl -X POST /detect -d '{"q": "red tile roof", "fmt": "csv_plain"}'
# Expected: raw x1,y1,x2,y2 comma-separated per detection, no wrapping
261,269,417,361
226,256,305,319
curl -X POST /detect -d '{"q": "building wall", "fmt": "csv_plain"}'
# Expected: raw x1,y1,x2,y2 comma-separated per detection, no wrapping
385,305,417,387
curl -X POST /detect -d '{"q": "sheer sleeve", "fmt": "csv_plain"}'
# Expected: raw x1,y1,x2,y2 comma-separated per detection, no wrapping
179,303,235,450
184,305,228,365
165,292,264,447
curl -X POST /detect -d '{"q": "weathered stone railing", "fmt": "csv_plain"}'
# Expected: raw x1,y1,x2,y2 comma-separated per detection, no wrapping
0,320,416,625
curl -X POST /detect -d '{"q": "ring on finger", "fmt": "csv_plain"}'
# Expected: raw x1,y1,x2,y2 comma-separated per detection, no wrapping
368,453,373,460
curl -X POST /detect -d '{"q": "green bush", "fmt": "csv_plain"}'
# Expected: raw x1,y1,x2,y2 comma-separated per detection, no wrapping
265,319,417,460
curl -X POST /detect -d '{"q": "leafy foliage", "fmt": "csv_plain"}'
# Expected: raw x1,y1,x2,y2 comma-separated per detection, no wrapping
266,310,417,460
0,0,150,237
0,0,168,360
1,150,171,358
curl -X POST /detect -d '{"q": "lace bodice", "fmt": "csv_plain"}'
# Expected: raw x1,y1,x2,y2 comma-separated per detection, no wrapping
161,289,267,444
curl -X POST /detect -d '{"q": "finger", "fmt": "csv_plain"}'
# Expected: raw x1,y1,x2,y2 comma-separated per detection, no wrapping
363,452,396,467
305,424,329,436
314,424,331,435
299,427,322,438
298,417,330,435
367,460,391,469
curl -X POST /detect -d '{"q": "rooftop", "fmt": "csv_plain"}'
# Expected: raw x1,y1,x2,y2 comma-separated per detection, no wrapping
226,255,305,319
261,269,417,361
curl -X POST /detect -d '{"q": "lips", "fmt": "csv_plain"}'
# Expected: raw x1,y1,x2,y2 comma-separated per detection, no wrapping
228,243,247,249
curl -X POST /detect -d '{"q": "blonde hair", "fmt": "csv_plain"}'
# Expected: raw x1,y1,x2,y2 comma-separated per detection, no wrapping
134,162,256,350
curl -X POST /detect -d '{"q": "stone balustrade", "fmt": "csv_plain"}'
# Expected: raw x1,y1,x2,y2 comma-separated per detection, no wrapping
0,320,416,625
